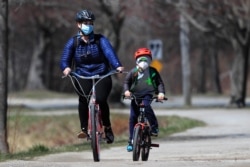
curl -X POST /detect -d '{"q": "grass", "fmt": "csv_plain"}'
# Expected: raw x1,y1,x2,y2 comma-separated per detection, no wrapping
1,110,205,162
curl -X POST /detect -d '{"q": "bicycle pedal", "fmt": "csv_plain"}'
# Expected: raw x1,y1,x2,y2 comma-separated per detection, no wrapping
151,143,159,147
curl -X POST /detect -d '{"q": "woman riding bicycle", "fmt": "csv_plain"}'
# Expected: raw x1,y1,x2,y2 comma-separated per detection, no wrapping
60,9,124,144
123,47,165,151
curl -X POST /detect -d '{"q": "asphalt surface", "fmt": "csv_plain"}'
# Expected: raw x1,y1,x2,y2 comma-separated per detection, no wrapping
1,97,250,167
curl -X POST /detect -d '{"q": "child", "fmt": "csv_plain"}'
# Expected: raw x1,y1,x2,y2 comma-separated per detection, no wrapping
123,47,166,152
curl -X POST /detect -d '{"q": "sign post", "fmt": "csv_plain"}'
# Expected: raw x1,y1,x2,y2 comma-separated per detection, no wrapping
147,39,163,72
147,39,163,60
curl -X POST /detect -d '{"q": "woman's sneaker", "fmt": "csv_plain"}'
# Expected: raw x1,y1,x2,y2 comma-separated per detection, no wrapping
77,128,88,138
127,141,133,152
104,126,114,144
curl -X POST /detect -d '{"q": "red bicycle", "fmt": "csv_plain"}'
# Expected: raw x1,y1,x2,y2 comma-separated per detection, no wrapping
124,94,167,161
65,70,121,162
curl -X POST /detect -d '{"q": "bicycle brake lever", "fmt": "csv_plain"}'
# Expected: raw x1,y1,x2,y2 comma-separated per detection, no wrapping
122,95,134,100
155,99,163,103
155,97,168,103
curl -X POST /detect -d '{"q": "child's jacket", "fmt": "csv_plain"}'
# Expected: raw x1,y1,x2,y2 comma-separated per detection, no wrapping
123,66,165,97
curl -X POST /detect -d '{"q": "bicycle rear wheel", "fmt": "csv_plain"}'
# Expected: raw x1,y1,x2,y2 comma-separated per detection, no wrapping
141,126,151,161
133,125,142,161
90,104,100,162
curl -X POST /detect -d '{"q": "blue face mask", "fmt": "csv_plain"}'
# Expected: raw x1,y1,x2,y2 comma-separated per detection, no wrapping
80,24,94,35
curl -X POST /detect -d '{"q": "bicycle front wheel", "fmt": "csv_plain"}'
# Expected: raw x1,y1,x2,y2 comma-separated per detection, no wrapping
141,126,151,161
90,104,100,162
133,125,142,161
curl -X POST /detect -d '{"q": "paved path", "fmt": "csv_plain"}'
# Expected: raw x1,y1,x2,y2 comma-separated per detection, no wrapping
1,108,250,167
7,96,250,109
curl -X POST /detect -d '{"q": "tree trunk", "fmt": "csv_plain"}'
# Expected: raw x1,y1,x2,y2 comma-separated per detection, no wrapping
180,2,192,106
109,75,124,106
210,40,222,94
98,0,125,104
197,49,206,93
0,0,9,153
25,32,47,90
229,39,249,107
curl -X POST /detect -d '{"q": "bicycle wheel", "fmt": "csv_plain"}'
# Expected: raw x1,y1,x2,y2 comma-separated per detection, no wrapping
133,125,142,161
90,104,100,162
141,126,151,161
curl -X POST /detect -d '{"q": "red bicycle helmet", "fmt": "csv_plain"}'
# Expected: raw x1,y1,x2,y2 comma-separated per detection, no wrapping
134,48,152,60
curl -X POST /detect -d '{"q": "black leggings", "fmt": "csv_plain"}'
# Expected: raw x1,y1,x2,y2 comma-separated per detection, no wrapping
75,76,112,129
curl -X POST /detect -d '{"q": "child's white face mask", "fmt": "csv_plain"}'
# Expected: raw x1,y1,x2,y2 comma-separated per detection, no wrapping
136,56,150,71
137,61,149,70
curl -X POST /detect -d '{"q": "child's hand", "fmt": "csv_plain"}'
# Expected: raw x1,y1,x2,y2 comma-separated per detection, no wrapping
124,90,131,97
158,93,165,101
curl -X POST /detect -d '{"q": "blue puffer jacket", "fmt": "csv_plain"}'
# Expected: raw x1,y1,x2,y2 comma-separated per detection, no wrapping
60,33,122,76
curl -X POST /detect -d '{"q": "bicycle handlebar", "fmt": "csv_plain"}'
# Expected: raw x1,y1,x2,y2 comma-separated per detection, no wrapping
122,94,168,103
62,70,128,98
69,70,122,79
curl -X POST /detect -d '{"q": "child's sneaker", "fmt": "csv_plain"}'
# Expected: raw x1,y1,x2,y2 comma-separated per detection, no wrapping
151,128,159,137
127,141,133,152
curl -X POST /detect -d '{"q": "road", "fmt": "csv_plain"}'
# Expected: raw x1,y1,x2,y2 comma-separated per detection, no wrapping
1,108,250,167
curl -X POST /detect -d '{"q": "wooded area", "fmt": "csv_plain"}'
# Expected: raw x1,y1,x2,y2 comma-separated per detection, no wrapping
0,0,250,153
6,0,250,102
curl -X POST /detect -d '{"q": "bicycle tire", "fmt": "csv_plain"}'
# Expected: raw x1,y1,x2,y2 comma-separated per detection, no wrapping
141,126,151,161
90,104,100,162
133,125,142,161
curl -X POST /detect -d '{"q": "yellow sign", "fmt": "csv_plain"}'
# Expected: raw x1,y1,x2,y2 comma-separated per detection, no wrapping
150,60,163,72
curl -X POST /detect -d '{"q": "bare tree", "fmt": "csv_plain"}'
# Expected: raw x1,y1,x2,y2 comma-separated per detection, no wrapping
167,0,250,107
93,0,127,103
25,16,53,90
0,0,9,153
209,38,222,94
179,0,192,106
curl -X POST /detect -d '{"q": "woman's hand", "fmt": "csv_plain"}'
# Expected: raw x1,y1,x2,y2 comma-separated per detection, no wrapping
63,67,71,76
116,66,124,73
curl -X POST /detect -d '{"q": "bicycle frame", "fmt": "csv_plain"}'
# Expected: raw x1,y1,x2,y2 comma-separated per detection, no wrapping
65,70,121,162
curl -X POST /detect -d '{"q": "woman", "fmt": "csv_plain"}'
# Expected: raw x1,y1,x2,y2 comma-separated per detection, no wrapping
60,9,124,144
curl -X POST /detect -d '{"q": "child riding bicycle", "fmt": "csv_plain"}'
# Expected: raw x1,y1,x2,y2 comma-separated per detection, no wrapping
123,47,166,152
